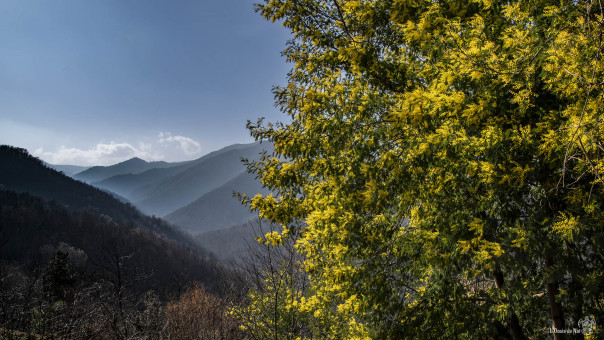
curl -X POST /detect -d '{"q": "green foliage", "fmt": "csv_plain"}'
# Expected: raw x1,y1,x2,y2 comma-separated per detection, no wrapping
245,0,604,338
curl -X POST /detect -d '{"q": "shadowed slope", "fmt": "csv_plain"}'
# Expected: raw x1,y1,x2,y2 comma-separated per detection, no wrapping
165,170,268,234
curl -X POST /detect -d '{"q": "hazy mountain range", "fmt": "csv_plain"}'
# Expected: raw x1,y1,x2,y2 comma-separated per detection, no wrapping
74,157,178,183
59,142,270,261
165,170,270,234
1,142,271,262
69,142,269,232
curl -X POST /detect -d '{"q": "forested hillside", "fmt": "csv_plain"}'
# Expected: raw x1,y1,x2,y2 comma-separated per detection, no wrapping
0,145,198,249
0,147,249,339
0,190,221,294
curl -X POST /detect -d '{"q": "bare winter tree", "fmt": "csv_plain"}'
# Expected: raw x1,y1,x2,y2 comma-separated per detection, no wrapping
228,219,314,339
89,230,152,340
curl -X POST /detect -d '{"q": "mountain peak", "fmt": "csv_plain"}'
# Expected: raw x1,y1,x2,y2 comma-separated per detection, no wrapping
75,157,158,183
122,157,147,165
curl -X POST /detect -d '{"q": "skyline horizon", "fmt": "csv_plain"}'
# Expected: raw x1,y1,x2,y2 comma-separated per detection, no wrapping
3,138,265,167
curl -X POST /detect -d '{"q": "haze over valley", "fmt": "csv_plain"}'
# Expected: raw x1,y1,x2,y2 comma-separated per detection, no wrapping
44,141,272,261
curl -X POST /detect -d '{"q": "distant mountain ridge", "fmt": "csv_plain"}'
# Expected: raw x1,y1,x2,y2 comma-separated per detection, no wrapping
164,170,269,234
75,157,179,183
92,142,269,218
47,163,90,176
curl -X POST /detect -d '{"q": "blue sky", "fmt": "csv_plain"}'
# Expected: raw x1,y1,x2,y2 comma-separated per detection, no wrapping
0,0,290,165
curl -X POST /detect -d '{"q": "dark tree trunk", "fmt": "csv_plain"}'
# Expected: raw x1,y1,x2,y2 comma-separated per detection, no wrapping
494,271,525,340
545,257,565,340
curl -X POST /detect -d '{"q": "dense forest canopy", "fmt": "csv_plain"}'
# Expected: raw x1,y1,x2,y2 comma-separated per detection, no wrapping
241,0,604,338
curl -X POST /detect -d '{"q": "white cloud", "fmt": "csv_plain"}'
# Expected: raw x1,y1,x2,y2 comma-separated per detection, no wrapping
30,132,203,166
34,142,163,166
158,132,202,155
